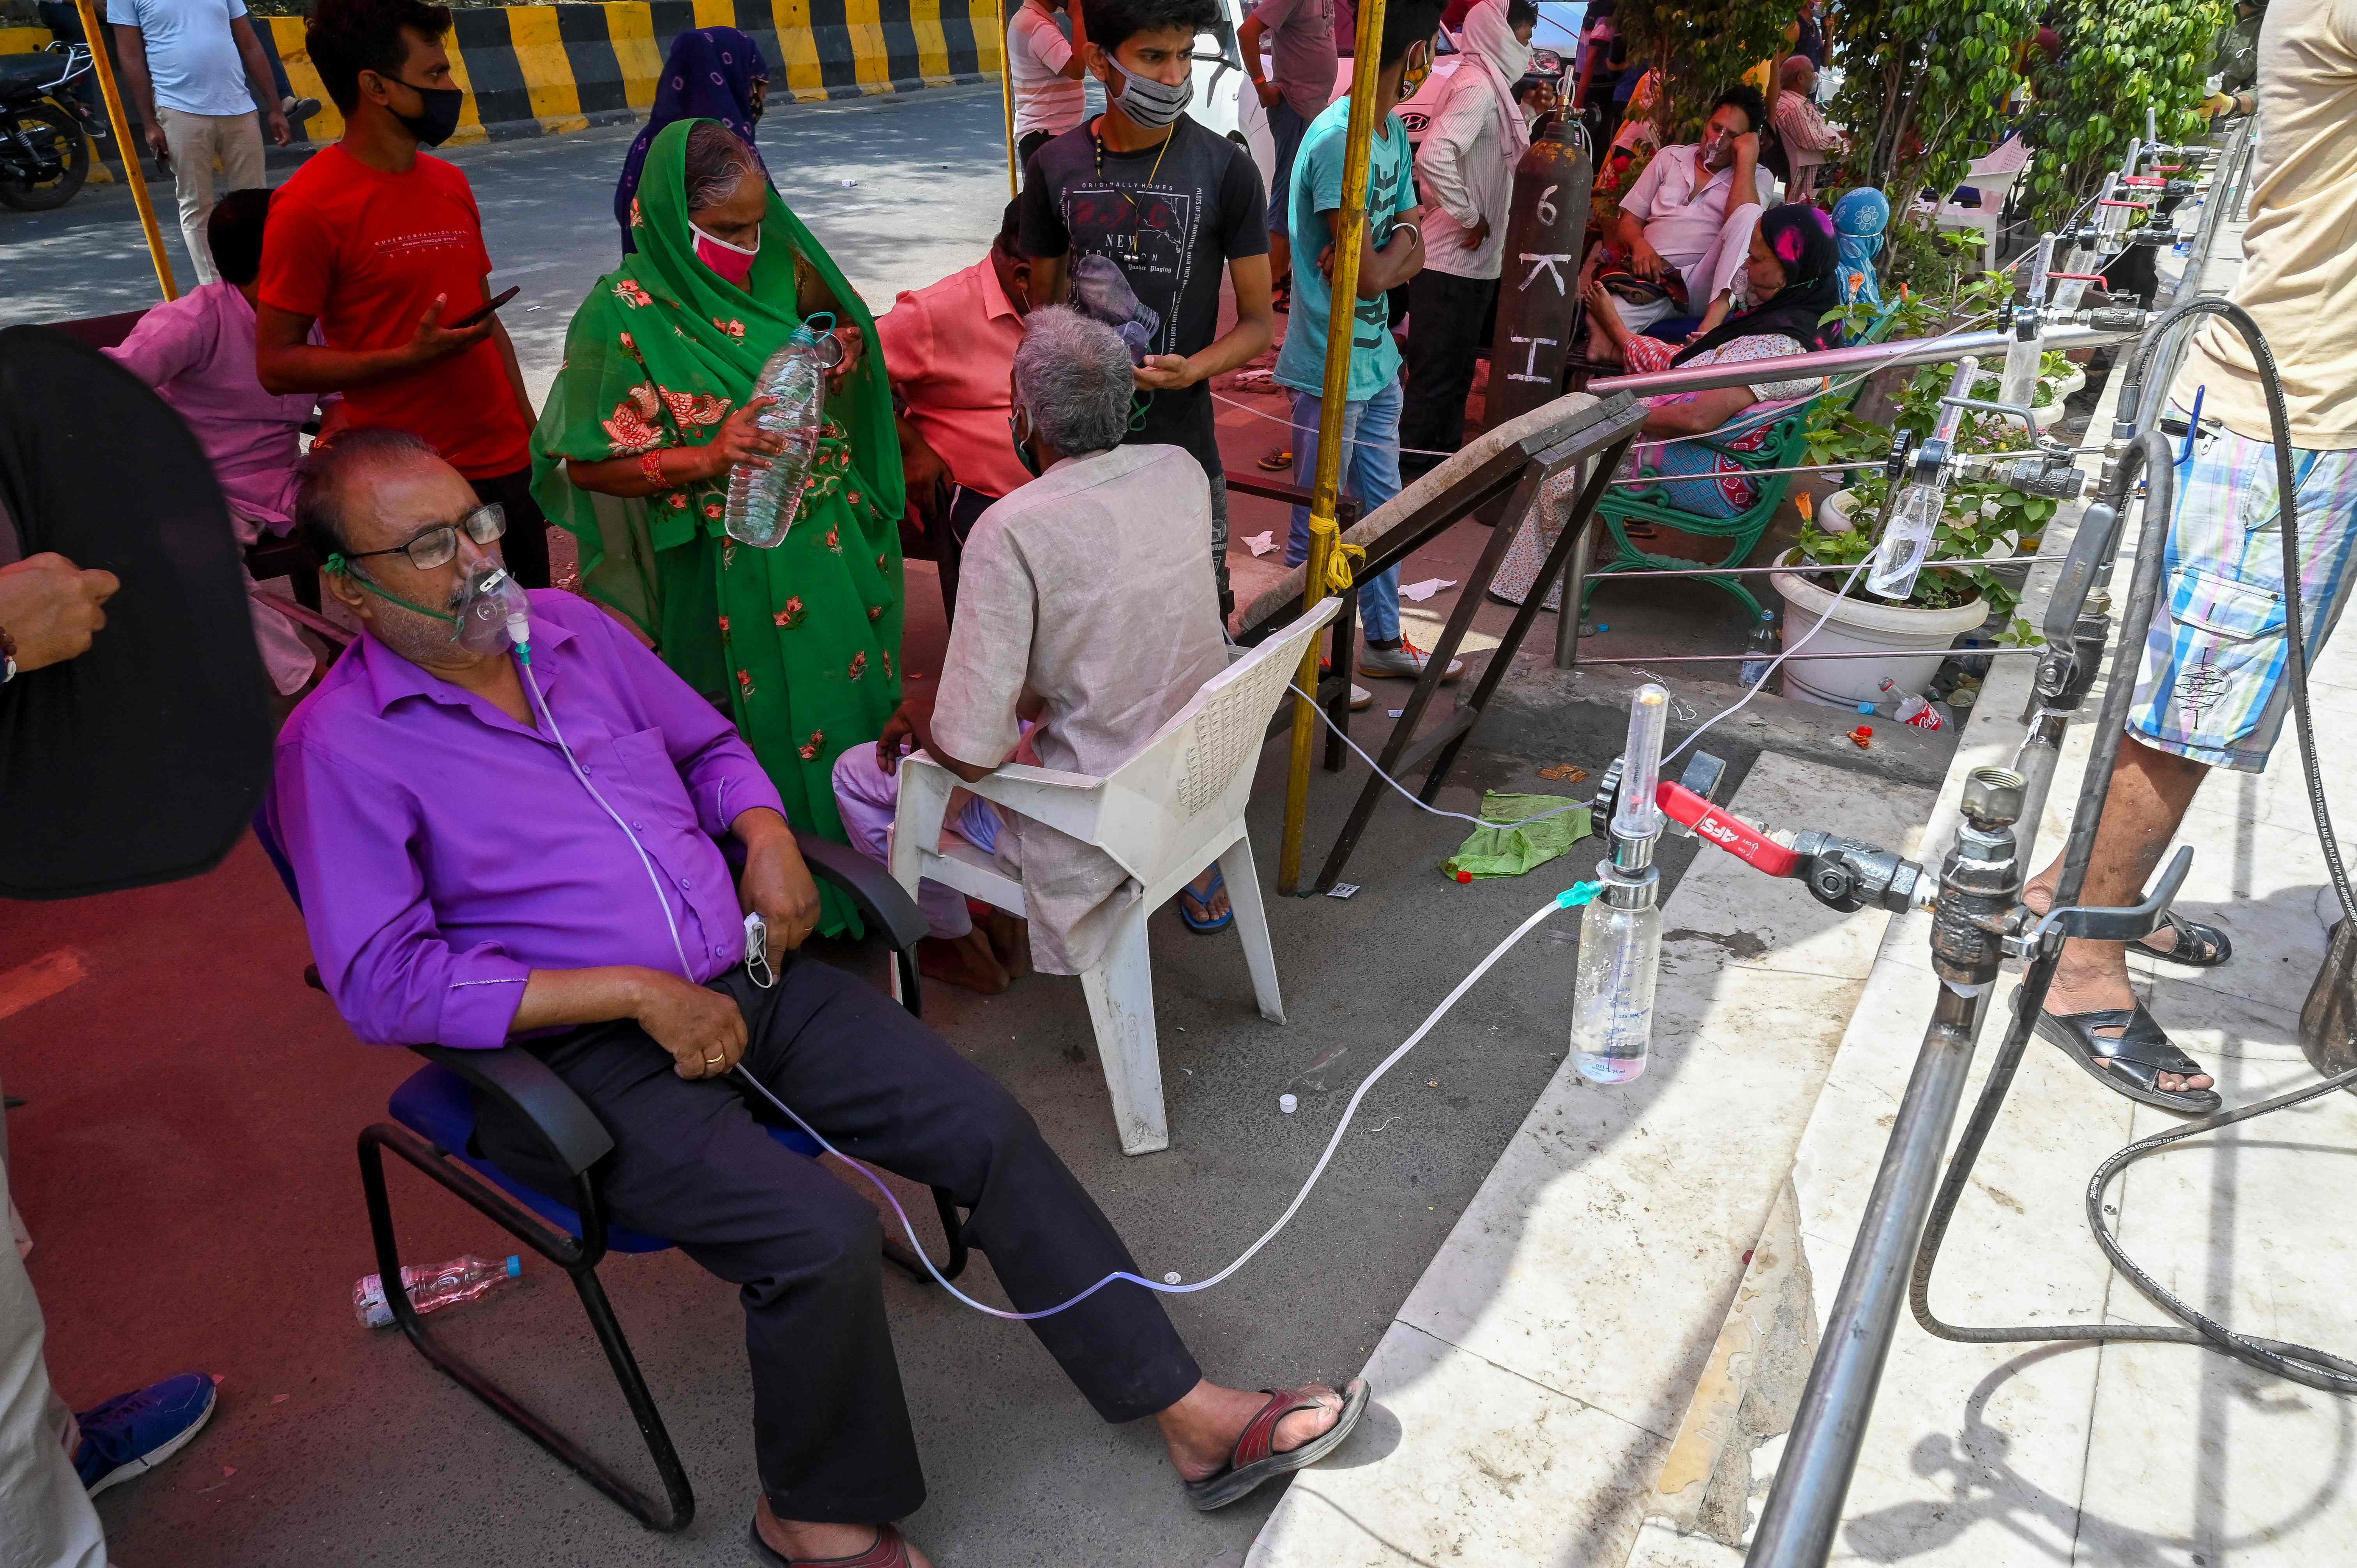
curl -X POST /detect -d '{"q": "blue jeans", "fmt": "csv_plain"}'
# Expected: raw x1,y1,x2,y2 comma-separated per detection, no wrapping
1286,378,1403,643
1266,98,1311,237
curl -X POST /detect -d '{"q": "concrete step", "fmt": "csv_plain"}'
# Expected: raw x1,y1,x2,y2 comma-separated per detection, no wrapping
1242,751,1934,1567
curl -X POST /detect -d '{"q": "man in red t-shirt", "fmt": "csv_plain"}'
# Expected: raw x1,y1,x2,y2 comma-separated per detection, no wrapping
254,0,549,585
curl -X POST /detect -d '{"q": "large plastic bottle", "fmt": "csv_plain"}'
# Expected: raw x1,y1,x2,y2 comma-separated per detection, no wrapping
353,1253,521,1329
723,313,835,549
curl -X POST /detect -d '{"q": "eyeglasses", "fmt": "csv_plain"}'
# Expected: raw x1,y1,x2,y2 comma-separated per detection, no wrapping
341,503,507,572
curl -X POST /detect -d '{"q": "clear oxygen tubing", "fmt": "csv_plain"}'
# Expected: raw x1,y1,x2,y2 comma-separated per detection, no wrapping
1909,298,2357,1396
507,607,700,988
507,599,1608,1324
730,888,1596,1320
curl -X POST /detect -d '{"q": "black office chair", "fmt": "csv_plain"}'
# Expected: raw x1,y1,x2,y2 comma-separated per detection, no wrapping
255,814,966,1533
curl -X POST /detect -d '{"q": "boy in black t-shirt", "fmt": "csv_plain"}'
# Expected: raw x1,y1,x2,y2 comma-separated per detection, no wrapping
1018,0,1276,617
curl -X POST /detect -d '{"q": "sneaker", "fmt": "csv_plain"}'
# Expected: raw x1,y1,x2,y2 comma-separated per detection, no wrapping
74,1372,217,1497
281,94,322,124
1359,637,1464,683
1316,656,1373,711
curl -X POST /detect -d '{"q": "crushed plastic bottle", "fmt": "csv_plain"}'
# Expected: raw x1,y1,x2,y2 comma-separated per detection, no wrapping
1738,610,1781,689
723,313,835,548
1876,677,1946,731
354,1254,521,1330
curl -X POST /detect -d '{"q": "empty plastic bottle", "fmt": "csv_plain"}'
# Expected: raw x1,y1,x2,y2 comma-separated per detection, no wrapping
723,312,836,549
1738,610,1781,689
353,1253,521,1330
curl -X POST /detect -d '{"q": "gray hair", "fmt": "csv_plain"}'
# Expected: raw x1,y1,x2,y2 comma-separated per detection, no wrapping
1012,306,1136,459
296,426,444,566
684,121,758,215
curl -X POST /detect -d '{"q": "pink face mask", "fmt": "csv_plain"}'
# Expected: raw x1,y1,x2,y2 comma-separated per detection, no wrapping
691,221,759,290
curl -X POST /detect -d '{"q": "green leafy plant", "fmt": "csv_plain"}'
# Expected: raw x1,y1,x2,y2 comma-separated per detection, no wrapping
1823,0,2039,205
1611,0,1797,148
2023,0,2227,231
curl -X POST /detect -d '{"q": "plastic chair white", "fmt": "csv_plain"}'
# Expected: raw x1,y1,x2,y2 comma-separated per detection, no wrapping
889,596,1343,1155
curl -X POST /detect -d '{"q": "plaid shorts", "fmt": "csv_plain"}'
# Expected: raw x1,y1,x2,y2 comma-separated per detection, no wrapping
2129,422,2357,771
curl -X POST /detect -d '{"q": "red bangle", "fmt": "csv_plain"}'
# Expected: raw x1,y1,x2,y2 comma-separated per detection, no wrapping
639,450,667,488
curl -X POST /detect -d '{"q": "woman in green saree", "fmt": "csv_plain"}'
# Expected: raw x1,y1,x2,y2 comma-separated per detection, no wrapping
533,119,904,937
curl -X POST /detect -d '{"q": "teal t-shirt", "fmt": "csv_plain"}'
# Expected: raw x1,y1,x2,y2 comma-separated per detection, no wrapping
1273,97,1416,401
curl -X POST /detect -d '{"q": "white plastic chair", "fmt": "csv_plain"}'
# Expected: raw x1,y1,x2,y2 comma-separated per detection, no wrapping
889,596,1342,1155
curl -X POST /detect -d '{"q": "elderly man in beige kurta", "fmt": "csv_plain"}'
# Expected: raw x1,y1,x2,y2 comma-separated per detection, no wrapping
930,439,1229,973
833,435,1229,978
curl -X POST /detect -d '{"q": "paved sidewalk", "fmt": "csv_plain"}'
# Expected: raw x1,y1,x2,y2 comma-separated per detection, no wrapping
1246,751,1935,1566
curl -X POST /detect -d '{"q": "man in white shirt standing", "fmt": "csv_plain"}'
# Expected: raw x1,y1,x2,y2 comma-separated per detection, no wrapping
1769,53,1845,203
1589,82,1770,357
110,0,288,287
1401,0,1547,479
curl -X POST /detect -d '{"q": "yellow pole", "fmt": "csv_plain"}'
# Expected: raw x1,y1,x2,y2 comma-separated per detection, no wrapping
996,0,1018,196
1276,0,1388,895
76,0,177,302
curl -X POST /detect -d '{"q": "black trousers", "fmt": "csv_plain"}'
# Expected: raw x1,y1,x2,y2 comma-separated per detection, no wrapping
1017,128,1054,173
470,466,554,589
474,961,1200,1523
1400,270,1500,483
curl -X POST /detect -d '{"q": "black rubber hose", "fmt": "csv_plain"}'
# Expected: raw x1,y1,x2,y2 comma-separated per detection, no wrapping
1909,298,2357,1396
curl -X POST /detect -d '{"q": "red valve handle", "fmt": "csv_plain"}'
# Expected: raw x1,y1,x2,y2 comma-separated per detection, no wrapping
1655,782,1802,877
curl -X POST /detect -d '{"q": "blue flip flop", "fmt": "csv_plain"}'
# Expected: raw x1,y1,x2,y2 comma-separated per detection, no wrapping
1179,870,1235,934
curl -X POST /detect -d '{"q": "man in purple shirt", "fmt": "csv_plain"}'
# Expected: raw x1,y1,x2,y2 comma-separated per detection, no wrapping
269,429,1356,1565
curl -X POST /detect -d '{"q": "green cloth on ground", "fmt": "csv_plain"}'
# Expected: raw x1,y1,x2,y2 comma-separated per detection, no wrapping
1442,792,1593,879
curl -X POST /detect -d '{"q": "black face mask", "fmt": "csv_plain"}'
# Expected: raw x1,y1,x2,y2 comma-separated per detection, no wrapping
1008,408,1043,478
389,76,464,147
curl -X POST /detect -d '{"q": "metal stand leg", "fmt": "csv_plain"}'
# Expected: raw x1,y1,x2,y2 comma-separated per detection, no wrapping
358,1124,696,1533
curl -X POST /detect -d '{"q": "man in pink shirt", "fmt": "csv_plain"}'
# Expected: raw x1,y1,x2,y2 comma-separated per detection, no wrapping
106,186,322,694
877,201,1036,620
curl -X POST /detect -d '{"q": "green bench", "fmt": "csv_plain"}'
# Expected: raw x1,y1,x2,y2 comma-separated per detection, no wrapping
1581,304,1901,620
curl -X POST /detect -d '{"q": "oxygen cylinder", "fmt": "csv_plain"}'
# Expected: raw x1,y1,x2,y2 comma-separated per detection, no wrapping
1486,117,1595,431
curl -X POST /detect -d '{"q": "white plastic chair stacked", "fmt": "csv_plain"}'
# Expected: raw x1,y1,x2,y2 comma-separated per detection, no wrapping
889,596,1343,1154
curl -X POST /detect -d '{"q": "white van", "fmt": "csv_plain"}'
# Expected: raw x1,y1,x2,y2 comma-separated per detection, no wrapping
1181,0,1586,190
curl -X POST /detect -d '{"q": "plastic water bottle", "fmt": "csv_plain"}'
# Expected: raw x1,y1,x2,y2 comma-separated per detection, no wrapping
353,1253,521,1329
1739,611,1780,689
1571,862,1664,1084
723,314,834,549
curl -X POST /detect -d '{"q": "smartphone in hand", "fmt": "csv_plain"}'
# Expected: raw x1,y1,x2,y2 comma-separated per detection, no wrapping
449,286,521,331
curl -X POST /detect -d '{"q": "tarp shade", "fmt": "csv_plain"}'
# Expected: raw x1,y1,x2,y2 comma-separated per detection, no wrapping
0,324,271,899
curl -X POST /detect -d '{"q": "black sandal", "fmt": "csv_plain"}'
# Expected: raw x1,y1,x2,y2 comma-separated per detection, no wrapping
2034,1002,2223,1115
2139,909,2232,968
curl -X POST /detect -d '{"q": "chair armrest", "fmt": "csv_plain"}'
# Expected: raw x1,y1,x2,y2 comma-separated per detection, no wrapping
411,1044,614,1179
794,830,930,951
941,760,1111,843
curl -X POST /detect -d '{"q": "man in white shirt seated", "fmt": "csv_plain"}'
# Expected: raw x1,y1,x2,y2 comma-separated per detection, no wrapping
833,306,1236,993
1587,83,1773,359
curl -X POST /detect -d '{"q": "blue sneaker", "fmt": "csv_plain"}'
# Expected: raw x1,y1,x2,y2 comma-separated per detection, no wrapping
73,1372,217,1496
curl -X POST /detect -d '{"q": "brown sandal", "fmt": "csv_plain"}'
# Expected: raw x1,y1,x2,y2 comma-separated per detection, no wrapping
1182,1379,1370,1511
747,1519,912,1566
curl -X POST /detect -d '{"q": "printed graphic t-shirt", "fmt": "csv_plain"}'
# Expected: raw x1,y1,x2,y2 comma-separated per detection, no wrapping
1017,116,1270,477
258,145,532,479
1273,97,1414,401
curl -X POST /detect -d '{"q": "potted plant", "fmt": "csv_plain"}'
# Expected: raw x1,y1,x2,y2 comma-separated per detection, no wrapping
1775,373,2048,708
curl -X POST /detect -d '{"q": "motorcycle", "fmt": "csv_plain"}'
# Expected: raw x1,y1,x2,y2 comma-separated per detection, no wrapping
0,41,98,212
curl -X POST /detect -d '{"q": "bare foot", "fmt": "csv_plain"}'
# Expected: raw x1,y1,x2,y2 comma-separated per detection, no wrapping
2023,881,2212,1093
1180,867,1232,926
1583,279,1632,353
756,1496,933,1567
983,908,1032,979
1156,1379,1347,1483
917,930,1009,995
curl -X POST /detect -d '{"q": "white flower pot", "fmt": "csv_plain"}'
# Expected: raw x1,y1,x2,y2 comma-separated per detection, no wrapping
1768,548,1991,709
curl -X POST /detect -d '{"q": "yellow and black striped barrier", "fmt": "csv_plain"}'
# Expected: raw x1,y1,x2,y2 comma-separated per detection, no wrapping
4,0,1003,154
